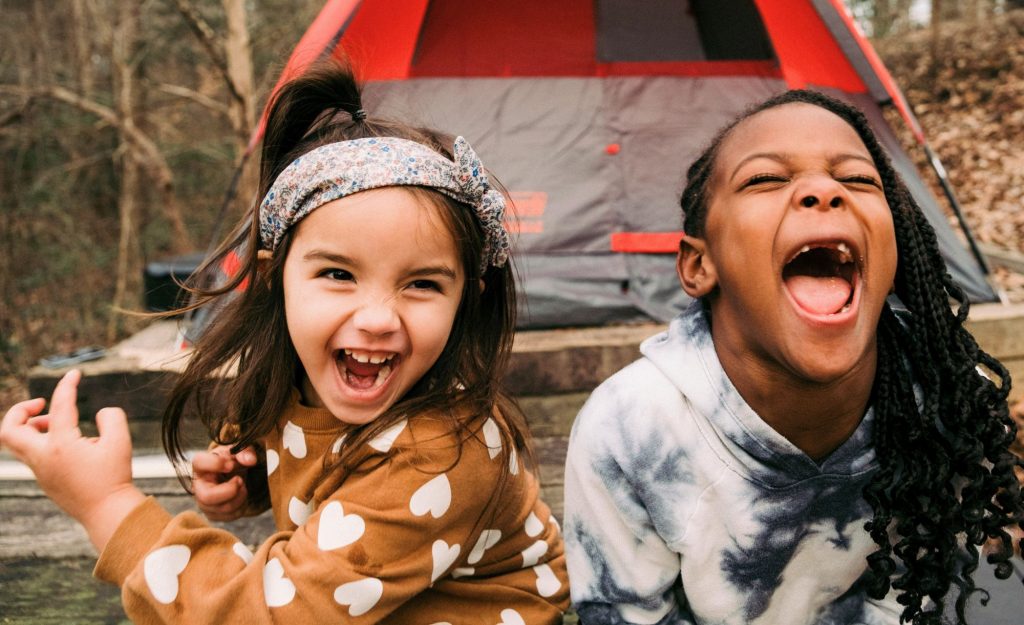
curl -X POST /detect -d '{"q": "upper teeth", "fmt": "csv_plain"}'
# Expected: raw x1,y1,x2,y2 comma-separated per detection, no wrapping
796,242,853,263
345,350,395,364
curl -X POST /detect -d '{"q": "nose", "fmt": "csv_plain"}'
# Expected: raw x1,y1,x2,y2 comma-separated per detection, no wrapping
796,176,845,210
352,298,400,336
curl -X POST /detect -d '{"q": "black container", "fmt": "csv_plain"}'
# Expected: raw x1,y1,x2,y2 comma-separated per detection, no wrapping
143,253,207,312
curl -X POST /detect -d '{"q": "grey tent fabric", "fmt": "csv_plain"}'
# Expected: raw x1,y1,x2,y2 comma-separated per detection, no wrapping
368,76,992,328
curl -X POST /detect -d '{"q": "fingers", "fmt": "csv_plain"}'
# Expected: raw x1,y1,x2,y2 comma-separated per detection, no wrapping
27,415,51,432
48,369,82,434
0,398,47,453
195,475,248,521
235,446,258,466
94,407,132,455
192,449,234,476
195,474,247,506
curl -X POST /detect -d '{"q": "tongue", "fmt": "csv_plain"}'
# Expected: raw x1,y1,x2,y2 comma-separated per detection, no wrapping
343,356,383,390
785,275,852,315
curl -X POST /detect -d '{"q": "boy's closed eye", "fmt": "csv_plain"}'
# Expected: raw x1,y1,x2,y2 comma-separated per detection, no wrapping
739,173,789,189
836,174,882,189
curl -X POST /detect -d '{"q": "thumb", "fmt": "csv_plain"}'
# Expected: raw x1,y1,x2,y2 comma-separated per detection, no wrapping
236,446,258,466
95,407,132,455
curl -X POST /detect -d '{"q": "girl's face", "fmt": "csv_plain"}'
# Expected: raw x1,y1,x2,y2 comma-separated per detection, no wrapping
680,102,897,385
281,187,465,424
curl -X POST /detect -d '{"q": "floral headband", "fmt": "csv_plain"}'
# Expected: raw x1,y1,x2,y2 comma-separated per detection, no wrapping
258,136,510,272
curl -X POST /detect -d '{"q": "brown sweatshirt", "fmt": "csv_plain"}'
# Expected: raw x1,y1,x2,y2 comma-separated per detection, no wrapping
94,397,569,624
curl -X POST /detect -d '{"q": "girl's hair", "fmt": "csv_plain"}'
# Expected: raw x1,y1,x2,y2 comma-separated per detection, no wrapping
680,90,1022,625
163,59,530,504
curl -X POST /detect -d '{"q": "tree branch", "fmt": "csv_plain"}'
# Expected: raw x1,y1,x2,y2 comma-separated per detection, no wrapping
156,82,231,118
0,83,193,250
0,84,166,177
168,0,243,105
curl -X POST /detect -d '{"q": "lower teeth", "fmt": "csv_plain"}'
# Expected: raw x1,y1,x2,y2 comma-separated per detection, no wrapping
375,365,391,386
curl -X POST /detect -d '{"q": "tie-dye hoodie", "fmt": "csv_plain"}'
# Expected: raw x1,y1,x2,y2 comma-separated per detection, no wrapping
563,302,903,625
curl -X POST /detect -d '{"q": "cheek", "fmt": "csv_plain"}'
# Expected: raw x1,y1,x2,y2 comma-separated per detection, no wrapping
874,212,899,284
413,299,462,358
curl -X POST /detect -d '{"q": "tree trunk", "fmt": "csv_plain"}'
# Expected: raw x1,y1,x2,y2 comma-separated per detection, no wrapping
222,0,259,211
109,0,141,340
70,0,95,98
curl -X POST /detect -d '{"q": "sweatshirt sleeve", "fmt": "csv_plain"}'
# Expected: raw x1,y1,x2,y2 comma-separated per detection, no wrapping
563,382,694,625
94,420,523,624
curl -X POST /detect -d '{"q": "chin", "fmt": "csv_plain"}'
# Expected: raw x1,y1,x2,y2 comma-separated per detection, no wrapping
786,342,874,386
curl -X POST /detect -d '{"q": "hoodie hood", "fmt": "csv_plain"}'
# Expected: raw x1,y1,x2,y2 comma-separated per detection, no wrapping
639,302,877,488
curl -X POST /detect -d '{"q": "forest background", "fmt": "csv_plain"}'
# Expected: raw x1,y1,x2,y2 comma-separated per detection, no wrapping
2,0,1024,404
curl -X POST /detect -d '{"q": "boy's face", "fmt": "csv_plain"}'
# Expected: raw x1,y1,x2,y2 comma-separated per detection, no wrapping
678,103,897,385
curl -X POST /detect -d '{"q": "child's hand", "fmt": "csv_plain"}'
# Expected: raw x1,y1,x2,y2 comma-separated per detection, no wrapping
192,444,258,522
0,369,145,551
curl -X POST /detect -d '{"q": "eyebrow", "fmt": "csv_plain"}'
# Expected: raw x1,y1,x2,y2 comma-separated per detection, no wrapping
302,249,457,280
728,151,877,183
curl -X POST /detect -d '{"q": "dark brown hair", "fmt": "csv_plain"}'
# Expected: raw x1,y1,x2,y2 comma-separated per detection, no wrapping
680,90,1023,625
162,58,530,506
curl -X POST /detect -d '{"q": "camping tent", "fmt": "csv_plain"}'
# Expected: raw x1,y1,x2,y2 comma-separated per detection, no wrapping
250,0,996,328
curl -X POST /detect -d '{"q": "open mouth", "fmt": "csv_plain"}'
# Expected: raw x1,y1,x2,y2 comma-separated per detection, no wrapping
782,242,859,316
336,349,397,391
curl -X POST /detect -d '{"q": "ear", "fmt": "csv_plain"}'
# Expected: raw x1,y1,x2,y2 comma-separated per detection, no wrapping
676,234,718,298
256,249,273,281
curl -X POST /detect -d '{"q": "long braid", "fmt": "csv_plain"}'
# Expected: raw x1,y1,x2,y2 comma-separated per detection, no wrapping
679,89,1024,624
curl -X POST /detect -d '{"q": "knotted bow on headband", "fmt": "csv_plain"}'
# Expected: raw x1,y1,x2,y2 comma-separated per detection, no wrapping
258,136,510,272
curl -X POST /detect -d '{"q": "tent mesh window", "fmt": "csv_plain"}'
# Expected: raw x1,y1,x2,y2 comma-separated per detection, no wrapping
597,0,776,62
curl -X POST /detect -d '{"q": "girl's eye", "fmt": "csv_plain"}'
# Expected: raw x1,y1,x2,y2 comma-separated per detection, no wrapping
741,173,788,188
320,268,354,281
409,279,442,292
839,175,882,188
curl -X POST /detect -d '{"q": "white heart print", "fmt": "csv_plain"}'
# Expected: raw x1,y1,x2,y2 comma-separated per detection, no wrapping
266,449,279,476
430,539,461,583
508,448,519,476
282,421,307,458
318,501,366,550
497,608,526,625
533,563,561,598
409,473,452,518
467,529,501,564
144,544,190,604
524,512,544,537
232,542,254,564
333,577,383,617
288,496,314,526
452,567,474,578
520,539,548,567
482,417,502,459
263,558,295,607
331,434,347,454
368,419,407,452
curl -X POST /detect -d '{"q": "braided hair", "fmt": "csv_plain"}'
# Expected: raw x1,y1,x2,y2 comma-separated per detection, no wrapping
680,90,1023,624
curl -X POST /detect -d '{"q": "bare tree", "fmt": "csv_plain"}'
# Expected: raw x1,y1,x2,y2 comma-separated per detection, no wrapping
109,1,142,339
171,0,259,211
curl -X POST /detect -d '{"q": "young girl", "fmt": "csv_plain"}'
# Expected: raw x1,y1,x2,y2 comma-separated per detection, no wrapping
1,60,569,623
563,90,1023,625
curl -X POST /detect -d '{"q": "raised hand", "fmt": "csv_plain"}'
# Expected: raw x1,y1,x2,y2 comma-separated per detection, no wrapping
0,369,145,551
191,444,258,522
